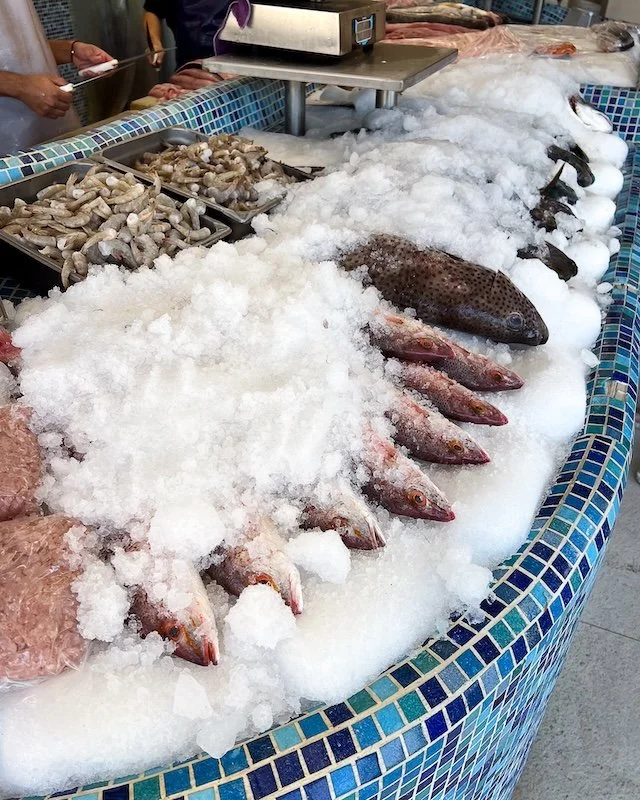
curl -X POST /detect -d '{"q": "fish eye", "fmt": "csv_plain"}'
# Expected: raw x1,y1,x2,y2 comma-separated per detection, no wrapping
162,625,181,640
470,402,485,414
252,572,279,592
417,337,433,350
408,488,427,508
490,370,505,383
447,440,464,453
506,312,524,331
332,516,350,529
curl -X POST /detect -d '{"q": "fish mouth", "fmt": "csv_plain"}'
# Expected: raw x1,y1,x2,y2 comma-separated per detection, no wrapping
289,577,304,616
450,407,508,426
358,518,386,549
427,503,455,522
435,507,455,522
465,447,491,465
485,410,509,426
204,637,219,666
175,635,219,667
524,326,549,346
397,501,455,522
500,374,524,390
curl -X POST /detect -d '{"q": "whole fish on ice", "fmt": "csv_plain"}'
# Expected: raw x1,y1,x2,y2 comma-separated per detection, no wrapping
131,563,219,666
436,340,524,391
207,517,304,614
518,241,578,282
362,432,454,521
387,390,490,465
531,196,577,232
398,363,508,425
302,483,386,549
339,235,549,346
369,309,455,362
369,309,524,391
547,145,594,188
541,165,578,206
569,95,613,134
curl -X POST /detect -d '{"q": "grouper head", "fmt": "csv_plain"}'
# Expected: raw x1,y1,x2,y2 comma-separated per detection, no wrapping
480,269,549,346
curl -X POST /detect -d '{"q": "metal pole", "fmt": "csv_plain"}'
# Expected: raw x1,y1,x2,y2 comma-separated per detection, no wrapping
284,80,307,136
375,89,398,110
532,0,544,25
483,0,492,10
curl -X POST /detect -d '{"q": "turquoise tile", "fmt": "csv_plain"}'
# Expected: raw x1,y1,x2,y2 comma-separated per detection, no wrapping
370,677,398,701
273,724,302,751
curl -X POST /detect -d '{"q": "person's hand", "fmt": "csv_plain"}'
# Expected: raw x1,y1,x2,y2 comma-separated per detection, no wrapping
71,42,115,75
15,74,73,119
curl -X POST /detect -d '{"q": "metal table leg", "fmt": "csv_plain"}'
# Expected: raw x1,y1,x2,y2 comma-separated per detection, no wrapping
375,89,398,110
284,80,307,136
532,0,544,25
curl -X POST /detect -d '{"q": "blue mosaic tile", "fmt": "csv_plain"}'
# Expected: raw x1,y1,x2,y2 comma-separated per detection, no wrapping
248,766,278,799
163,768,191,796
218,783,246,800
352,718,381,750
355,755,381,784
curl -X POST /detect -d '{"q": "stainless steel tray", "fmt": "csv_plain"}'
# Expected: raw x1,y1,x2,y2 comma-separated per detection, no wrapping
94,127,317,224
0,160,231,293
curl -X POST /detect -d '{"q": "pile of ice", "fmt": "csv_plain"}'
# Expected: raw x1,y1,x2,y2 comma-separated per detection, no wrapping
0,57,625,796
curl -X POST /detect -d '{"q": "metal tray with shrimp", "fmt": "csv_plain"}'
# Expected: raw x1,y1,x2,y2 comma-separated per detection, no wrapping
95,127,322,225
0,160,231,294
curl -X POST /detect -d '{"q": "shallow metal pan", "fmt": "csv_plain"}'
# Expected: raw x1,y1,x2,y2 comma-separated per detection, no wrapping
95,127,320,224
0,160,231,294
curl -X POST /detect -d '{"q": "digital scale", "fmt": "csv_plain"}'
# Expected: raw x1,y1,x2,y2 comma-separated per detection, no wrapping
204,0,458,135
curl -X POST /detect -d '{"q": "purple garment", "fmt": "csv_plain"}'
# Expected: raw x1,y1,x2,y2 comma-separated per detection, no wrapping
213,0,252,55
166,0,251,63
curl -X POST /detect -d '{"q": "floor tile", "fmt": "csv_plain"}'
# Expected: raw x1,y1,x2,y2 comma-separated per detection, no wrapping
581,564,640,642
513,623,640,800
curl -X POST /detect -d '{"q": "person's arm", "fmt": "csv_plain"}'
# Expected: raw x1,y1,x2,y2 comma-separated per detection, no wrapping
48,39,74,65
0,71,73,119
49,39,115,73
144,8,166,66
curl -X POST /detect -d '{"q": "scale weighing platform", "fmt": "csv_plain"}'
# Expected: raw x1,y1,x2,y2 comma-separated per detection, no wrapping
205,0,457,136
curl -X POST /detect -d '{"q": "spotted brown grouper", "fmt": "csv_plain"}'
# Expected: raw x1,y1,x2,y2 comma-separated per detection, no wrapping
339,235,549,346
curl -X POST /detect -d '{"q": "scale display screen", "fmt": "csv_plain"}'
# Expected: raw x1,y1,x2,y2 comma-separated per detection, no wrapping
353,15,374,46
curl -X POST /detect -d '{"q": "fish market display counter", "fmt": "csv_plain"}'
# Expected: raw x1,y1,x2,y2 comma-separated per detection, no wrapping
0,77,639,800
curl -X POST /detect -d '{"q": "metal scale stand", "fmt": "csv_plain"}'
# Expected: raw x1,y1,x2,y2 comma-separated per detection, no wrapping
203,0,457,136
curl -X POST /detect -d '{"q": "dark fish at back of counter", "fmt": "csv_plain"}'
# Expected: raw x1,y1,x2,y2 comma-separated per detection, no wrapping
338,234,549,346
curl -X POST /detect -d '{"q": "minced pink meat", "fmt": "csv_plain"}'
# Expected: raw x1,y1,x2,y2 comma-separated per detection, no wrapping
0,405,42,522
0,514,88,684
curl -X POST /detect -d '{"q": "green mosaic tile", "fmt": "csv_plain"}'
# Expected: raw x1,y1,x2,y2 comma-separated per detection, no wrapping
570,569,582,593
370,677,398,701
504,609,527,635
133,776,161,800
398,693,426,723
273,724,302,751
348,690,377,715
411,652,439,675
489,621,514,648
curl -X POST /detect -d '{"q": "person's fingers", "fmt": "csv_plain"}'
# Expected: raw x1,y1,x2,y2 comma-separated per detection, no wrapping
44,107,64,119
53,89,73,106
51,75,69,87
50,98,72,113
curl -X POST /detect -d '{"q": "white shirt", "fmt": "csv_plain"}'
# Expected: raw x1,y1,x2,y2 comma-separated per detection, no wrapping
0,0,80,156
